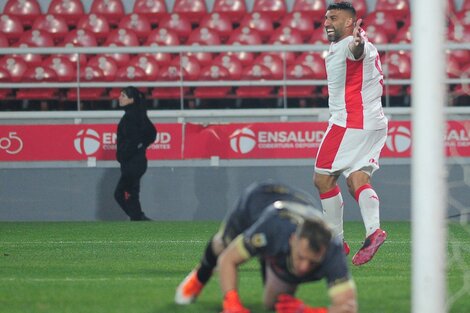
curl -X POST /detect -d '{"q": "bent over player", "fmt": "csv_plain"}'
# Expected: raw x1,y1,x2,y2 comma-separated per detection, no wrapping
175,181,357,313
314,2,388,265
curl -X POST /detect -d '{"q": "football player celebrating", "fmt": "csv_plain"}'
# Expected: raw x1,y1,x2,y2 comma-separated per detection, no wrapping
314,1,388,265
175,181,357,313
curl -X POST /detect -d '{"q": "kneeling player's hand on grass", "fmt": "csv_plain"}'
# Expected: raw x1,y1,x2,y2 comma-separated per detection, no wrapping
275,294,327,313
221,290,250,313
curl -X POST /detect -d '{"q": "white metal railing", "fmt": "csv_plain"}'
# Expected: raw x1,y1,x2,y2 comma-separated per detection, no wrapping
1,42,470,108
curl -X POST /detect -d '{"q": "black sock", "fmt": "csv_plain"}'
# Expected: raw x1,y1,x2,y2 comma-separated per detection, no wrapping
197,239,218,284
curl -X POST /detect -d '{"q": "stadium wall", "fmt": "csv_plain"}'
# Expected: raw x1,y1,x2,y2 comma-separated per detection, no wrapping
2,108,470,222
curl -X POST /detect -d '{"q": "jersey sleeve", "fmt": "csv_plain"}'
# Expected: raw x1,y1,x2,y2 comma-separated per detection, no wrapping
241,211,292,257
322,240,352,290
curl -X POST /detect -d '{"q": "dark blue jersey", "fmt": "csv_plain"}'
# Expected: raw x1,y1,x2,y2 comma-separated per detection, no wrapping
220,180,350,288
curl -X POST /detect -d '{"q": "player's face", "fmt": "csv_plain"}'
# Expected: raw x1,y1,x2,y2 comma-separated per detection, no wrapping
324,9,354,43
119,92,134,107
289,236,325,276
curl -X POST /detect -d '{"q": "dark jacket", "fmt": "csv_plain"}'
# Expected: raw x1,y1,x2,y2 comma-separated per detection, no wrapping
116,104,157,164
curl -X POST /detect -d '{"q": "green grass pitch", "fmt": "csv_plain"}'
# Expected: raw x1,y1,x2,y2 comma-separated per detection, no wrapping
0,221,469,313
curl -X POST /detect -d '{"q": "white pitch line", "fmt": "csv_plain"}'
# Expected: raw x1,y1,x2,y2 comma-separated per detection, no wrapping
1,240,206,245
0,277,174,282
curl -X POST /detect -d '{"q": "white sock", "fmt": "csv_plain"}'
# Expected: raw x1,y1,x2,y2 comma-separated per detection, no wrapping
356,184,381,237
320,185,344,241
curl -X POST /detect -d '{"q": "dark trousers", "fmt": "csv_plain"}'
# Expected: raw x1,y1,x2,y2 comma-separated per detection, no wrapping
114,155,148,220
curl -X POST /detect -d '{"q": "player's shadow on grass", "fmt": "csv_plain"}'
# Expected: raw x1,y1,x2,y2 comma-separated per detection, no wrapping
95,168,128,221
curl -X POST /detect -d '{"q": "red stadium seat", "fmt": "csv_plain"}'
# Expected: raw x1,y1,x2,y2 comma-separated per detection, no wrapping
278,64,315,97
0,32,8,47
47,0,85,27
252,0,288,23
64,29,99,47
0,67,11,98
447,0,456,15
0,56,27,82
133,0,168,25
66,65,106,100
194,64,232,98
151,65,190,99
32,14,69,43
55,44,88,66
118,13,152,43
219,49,255,67
16,65,59,100
108,65,149,99
90,0,125,26
102,42,130,67
307,25,329,45
199,12,233,42
292,0,326,23
0,14,23,43
381,51,411,79
392,23,411,43
295,52,326,79
3,0,41,27
187,26,221,46
172,0,208,24
364,10,398,42
212,54,243,80
236,63,274,98
268,26,303,65
145,27,180,66
453,9,470,29
374,0,410,23
76,14,110,43
16,30,54,66
380,51,410,97
186,27,221,67
280,11,315,41
103,29,139,66
446,53,461,78
268,26,303,45
11,42,43,65
86,55,119,81
19,29,54,47
42,55,76,81
337,0,367,18
158,13,192,43
451,64,470,97
227,26,263,45
363,24,390,44
128,55,160,80
254,52,284,79
212,0,247,24
105,28,140,47
170,55,201,81
239,12,274,43
461,0,470,11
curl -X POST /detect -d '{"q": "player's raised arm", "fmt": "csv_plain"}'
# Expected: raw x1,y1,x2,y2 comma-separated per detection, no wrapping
348,18,365,60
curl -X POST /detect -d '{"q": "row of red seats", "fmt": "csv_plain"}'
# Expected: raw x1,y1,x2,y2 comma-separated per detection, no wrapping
3,0,467,27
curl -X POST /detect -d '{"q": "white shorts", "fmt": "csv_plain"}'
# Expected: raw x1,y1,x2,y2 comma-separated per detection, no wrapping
314,123,387,178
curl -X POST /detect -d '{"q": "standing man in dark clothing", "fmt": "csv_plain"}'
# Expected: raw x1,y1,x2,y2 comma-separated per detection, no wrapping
114,86,157,221
175,181,357,313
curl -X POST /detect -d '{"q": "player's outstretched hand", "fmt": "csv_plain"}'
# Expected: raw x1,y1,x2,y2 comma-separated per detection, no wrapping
275,294,327,313
221,290,250,313
352,18,365,46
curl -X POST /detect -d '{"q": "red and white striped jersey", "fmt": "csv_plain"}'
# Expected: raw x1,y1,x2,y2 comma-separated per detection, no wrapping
325,36,388,130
